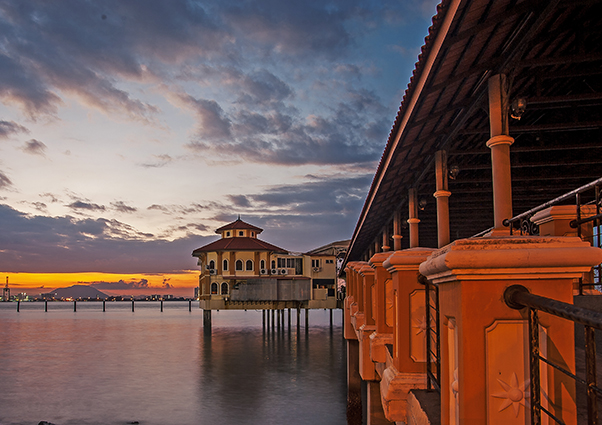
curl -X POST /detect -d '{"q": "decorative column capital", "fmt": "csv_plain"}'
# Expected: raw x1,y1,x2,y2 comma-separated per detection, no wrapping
433,190,452,198
486,134,514,148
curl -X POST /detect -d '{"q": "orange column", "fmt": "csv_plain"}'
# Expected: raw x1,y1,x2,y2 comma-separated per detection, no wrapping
487,74,514,234
408,188,420,248
393,209,403,251
419,236,602,425
378,247,434,423
434,150,451,248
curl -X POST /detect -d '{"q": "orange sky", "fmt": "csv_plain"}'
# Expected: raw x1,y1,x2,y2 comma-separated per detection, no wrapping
2,271,200,297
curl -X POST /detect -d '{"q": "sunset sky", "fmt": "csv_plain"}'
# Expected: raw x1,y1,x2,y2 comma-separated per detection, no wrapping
0,0,439,295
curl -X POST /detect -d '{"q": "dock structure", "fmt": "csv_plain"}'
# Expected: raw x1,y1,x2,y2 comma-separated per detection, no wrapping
191,218,347,326
341,0,602,424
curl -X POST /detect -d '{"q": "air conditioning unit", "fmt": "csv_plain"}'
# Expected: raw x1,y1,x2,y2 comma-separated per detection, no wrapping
209,269,217,275
271,269,278,275
279,269,287,275
260,269,267,275
205,265,210,270
312,267,322,273
286,268,296,275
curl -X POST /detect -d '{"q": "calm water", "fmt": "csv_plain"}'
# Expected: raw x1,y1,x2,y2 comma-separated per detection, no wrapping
0,302,347,425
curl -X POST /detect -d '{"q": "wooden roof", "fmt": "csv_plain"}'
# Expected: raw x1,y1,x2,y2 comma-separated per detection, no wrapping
346,0,602,262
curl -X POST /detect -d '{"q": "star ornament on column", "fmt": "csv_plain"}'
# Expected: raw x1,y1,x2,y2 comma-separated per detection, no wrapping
492,372,530,417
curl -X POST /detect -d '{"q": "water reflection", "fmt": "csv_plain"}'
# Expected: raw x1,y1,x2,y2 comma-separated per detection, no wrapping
198,309,347,425
0,304,346,425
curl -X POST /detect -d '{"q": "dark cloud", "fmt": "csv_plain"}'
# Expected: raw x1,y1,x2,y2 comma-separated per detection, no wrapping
182,95,232,141
21,139,47,156
228,195,251,208
0,171,13,189
147,203,212,215
87,279,150,290
0,120,28,139
111,201,137,213
0,204,213,273
67,201,106,212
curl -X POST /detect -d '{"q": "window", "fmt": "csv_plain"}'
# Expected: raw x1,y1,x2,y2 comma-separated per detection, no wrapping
223,259,228,271
239,231,244,236
221,282,229,295
211,282,218,294
226,231,230,237
246,260,253,271
326,259,334,264
235,260,243,271
277,258,286,268
271,260,276,269
209,260,215,270
251,232,255,237
260,260,266,270
312,259,321,268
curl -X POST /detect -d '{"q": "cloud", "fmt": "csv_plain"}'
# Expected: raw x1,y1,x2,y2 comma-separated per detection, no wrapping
0,203,213,273
111,201,137,213
228,195,251,208
140,154,173,168
21,139,47,156
67,201,106,212
182,95,232,141
0,120,29,139
87,279,150,290
0,171,13,189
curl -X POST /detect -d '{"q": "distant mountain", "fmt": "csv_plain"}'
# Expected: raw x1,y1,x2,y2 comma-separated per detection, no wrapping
52,285,108,300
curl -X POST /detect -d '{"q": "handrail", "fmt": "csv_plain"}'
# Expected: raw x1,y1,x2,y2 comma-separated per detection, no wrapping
504,285,602,425
503,177,602,228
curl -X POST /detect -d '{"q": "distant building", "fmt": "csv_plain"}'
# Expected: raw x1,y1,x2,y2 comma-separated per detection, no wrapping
191,218,348,309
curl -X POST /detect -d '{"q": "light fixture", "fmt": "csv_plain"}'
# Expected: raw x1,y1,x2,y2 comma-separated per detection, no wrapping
510,97,527,120
418,197,427,211
449,164,460,180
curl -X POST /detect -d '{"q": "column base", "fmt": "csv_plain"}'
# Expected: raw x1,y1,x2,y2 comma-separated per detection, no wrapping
380,365,427,423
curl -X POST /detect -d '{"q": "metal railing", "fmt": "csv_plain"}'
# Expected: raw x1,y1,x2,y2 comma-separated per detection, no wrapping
503,177,602,293
420,274,441,392
504,285,602,425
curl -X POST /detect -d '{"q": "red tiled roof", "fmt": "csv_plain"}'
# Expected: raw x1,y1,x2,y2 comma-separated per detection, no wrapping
215,218,263,234
192,237,287,256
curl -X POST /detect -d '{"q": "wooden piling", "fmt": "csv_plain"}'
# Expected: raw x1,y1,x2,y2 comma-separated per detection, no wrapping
131,300,135,312
189,300,192,312
17,300,20,312
45,300,48,312
103,300,106,312
305,308,309,328
74,300,77,312
161,300,163,312
203,309,212,329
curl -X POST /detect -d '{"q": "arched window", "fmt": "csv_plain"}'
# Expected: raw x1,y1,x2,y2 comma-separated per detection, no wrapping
211,282,218,294
271,260,276,269
223,259,228,271
235,260,243,271
246,260,253,271
239,231,244,236
260,259,266,270
221,282,229,295
209,260,215,270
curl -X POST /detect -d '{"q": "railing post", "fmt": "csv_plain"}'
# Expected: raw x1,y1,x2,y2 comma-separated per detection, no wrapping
419,236,602,424
585,325,598,424
528,307,541,425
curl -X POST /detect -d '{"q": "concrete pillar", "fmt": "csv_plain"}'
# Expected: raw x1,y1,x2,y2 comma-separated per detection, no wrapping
434,150,451,248
347,339,363,425
393,209,403,251
408,188,420,248
419,236,602,425
368,252,395,366
358,264,377,381
344,263,361,340
367,381,394,425
487,74,514,233
379,248,434,423
203,309,212,330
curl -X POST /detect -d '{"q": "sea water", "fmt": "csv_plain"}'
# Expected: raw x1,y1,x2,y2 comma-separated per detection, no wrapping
0,302,347,425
